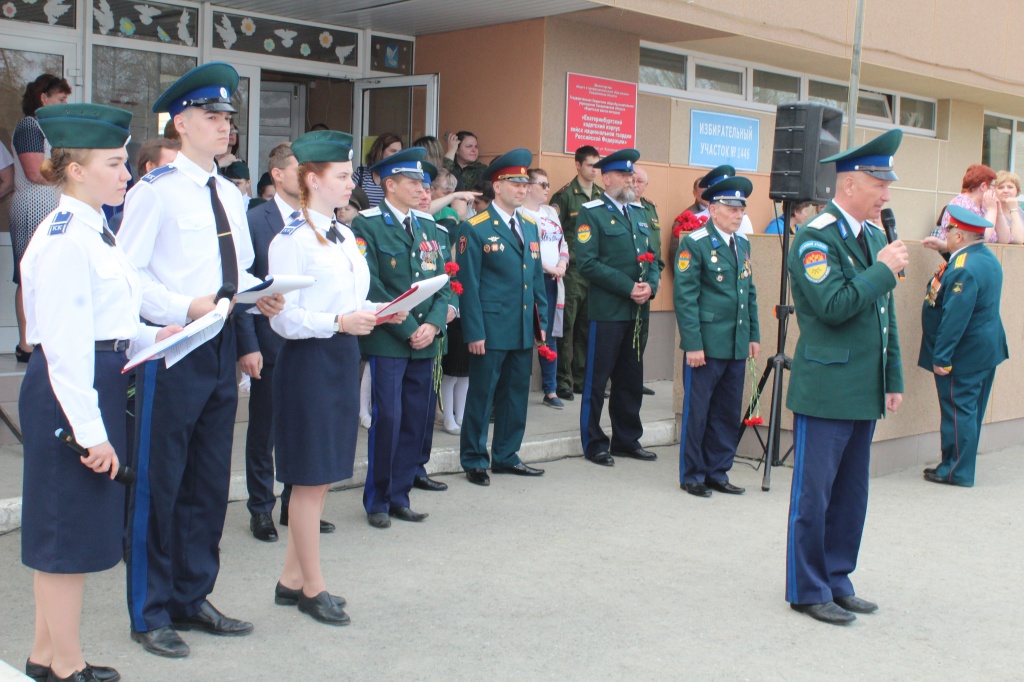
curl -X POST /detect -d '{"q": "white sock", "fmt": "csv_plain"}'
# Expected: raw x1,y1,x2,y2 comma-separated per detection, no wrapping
359,363,372,421
441,374,458,430
453,376,469,426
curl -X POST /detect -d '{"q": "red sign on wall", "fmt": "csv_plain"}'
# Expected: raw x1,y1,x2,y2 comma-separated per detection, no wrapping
564,73,638,156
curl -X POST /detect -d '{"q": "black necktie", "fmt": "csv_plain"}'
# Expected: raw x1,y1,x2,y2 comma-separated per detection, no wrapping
326,219,344,244
622,205,631,225
403,216,415,242
729,237,738,263
510,215,524,249
100,220,116,247
206,177,238,289
856,227,871,262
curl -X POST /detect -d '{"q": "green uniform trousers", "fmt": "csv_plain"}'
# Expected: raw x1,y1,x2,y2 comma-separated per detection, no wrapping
557,265,589,393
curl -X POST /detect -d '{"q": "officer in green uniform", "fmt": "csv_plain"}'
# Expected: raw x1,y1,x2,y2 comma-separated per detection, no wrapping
351,147,453,528
918,205,1008,487
575,148,660,467
785,129,910,626
458,149,548,486
674,175,759,497
633,164,662,396
551,145,603,401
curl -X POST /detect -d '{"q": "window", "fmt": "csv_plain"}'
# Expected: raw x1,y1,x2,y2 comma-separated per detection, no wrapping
1014,124,1024,176
752,70,799,106
900,97,936,131
694,63,743,96
983,115,1013,171
808,80,849,113
857,90,893,121
639,47,685,91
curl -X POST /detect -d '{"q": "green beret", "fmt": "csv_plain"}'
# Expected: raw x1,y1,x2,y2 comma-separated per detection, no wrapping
291,130,354,164
222,161,250,180
36,103,132,150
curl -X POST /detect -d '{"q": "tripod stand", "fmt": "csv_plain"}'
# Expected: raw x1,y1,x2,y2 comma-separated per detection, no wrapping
737,200,795,491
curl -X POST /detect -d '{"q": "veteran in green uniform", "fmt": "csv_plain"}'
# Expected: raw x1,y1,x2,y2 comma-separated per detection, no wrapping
918,205,1008,487
351,147,453,527
458,149,548,486
575,148,661,467
674,175,759,497
551,145,603,401
784,129,910,626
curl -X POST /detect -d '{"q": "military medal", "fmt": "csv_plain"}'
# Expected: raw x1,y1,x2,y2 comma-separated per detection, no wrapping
499,243,505,252
925,262,946,307
710,250,718,264
716,274,724,282
390,257,397,268
484,244,491,253
487,236,499,242
529,241,540,259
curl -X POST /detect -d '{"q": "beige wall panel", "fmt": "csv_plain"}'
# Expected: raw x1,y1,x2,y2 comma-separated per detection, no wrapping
416,20,545,160
989,245,1024,423
887,189,944,240
865,1,937,77
937,101,985,193
891,132,940,193
637,94,671,165
541,17,639,154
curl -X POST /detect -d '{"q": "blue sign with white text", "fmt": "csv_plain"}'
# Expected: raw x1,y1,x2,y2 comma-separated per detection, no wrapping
689,110,760,172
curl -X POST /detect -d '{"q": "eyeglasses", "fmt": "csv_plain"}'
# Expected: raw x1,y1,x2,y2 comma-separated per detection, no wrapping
531,181,550,189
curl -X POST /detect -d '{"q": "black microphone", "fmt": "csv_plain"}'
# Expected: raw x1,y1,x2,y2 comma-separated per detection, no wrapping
880,208,905,280
215,283,236,302
55,428,136,485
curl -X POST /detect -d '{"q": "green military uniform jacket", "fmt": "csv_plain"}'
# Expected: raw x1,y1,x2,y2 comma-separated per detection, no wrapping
787,202,903,420
456,204,547,351
351,203,453,359
575,196,661,322
551,177,604,262
443,158,487,192
673,222,759,359
917,242,1008,373
639,196,664,270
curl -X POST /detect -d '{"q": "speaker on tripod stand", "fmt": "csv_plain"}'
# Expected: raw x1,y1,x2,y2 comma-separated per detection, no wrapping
740,102,842,491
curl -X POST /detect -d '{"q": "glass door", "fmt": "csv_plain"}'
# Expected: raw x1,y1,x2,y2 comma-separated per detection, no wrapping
0,35,78,349
352,74,438,167
256,79,306,178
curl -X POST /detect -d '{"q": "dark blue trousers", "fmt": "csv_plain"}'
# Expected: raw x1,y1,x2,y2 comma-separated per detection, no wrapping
786,413,874,605
126,329,237,632
580,320,643,458
364,356,433,514
679,358,745,485
415,378,439,479
244,360,285,515
933,367,996,487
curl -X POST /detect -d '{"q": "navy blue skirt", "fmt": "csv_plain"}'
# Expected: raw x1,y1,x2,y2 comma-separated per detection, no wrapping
273,333,360,486
20,349,128,574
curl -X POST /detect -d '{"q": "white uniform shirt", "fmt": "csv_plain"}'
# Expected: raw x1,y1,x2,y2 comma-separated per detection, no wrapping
269,209,375,340
117,151,260,325
21,195,159,448
697,206,754,235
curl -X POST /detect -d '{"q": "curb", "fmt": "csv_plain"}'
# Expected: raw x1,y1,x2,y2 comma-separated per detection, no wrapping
0,419,678,536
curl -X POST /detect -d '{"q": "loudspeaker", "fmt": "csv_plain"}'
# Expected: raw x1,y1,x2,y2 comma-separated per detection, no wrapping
769,102,843,203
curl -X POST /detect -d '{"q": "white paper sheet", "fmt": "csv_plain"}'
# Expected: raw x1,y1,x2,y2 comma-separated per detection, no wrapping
235,275,316,304
123,298,230,373
374,274,449,318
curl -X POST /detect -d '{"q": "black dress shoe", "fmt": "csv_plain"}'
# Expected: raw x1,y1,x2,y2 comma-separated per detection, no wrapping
791,602,856,625
611,447,657,461
555,388,574,401
642,386,655,395
47,666,117,682
130,626,190,658
413,475,448,492
367,512,391,529
492,462,545,476
833,595,878,614
587,452,615,467
924,471,953,485
298,590,351,626
250,512,278,542
15,345,32,363
706,479,745,495
389,506,429,522
274,581,345,608
923,467,938,476
466,469,490,486
319,519,336,533
682,483,712,498
27,661,120,682
171,600,253,637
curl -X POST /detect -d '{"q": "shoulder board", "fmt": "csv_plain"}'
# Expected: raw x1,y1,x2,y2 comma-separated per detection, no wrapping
141,165,177,183
645,198,657,208
519,212,536,224
806,213,838,230
279,225,300,236
555,182,571,194
468,212,489,226
582,199,604,209
412,209,435,222
953,253,967,269
688,227,709,241
48,211,73,236
435,223,449,234
736,234,750,246
359,206,382,218
629,201,644,208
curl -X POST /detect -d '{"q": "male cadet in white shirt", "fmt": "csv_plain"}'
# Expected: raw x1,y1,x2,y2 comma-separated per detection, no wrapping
118,62,282,659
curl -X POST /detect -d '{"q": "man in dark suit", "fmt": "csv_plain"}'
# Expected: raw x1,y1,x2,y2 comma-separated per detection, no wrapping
236,142,335,542
918,205,1008,487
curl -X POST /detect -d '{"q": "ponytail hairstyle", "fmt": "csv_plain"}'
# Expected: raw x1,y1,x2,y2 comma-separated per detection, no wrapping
39,147,91,187
297,161,331,245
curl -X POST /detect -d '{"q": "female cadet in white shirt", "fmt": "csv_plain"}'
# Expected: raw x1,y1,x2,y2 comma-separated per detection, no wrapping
18,104,180,682
268,130,405,626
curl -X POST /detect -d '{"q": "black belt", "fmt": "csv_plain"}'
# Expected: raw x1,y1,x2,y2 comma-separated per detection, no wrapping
96,339,130,352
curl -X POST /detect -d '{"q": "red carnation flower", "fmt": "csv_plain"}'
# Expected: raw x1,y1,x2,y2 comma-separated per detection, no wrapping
444,262,459,276
451,281,464,295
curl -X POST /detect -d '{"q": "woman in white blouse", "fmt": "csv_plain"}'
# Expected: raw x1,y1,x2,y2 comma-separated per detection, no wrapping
268,130,405,626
